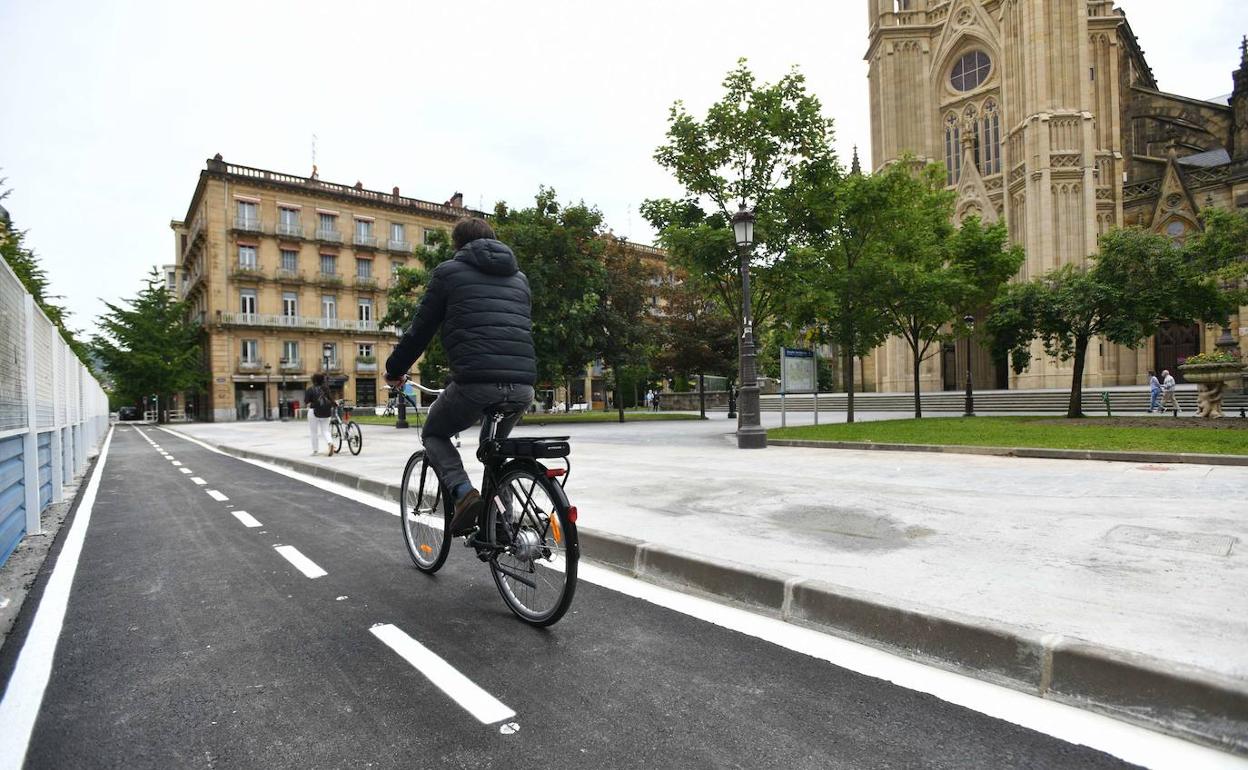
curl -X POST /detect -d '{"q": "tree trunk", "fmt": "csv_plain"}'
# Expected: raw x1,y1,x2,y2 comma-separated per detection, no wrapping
615,367,626,423
1067,336,1088,418
698,373,706,419
565,378,572,412
844,348,855,424
911,342,923,419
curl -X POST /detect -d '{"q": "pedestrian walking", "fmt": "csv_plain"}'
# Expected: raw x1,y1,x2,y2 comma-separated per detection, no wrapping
652,392,661,412
1160,369,1179,415
306,372,336,455
1147,370,1161,413
645,389,654,410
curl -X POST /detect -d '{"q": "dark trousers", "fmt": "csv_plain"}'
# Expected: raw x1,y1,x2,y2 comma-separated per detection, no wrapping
421,381,535,494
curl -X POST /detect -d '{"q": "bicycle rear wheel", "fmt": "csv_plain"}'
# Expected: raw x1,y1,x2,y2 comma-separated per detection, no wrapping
400,450,451,572
488,466,578,626
346,421,363,455
330,421,343,453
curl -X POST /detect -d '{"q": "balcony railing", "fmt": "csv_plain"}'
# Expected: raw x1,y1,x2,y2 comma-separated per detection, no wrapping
356,360,378,373
230,265,266,281
233,216,263,233
276,221,304,238
353,234,378,248
355,275,378,290
316,228,342,243
219,312,400,335
237,358,266,373
316,272,344,287
322,359,342,372
279,358,303,372
387,239,411,253
275,268,304,282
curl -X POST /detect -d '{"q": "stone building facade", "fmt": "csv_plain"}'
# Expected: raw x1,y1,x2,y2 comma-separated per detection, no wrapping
170,156,482,421
865,0,1248,392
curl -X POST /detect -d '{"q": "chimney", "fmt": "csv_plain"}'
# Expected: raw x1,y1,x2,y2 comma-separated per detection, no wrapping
447,192,464,208
354,181,364,190
392,186,400,197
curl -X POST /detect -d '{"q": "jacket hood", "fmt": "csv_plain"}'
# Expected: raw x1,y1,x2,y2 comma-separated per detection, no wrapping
455,238,519,276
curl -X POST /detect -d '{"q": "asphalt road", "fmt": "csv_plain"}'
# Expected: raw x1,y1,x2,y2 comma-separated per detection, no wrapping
1,425,1140,769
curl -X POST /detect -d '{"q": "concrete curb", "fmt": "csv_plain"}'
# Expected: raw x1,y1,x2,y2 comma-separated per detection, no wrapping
174,430,1248,755
768,439,1248,467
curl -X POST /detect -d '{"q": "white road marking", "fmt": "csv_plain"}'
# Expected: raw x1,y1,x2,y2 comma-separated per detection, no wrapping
231,511,262,528
370,623,515,725
159,426,1240,767
206,490,229,502
273,545,327,578
0,427,114,770
171,461,182,467
179,468,192,475
190,477,206,486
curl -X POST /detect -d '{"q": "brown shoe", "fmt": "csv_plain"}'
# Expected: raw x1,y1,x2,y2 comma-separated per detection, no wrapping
449,489,484,535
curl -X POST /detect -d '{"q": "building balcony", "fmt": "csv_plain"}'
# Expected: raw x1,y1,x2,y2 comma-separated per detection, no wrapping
275,268,304,283
356,359,378,373
354,275,379,291
353,234,378,249
233,216,264,234
276,221,304,239
316,271,344,287
322,358,343,373
316,228,342,243
218,311,399,335
387,239,412,253
279,358,303,373
356,319,379,333
229,265,266,282
237,358,267,373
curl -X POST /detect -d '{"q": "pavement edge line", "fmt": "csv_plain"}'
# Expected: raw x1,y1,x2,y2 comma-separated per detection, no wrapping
767,439,1248,466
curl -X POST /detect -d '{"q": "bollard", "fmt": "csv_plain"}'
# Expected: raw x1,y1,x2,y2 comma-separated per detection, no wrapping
396,394,409,429
1100,391,1112,417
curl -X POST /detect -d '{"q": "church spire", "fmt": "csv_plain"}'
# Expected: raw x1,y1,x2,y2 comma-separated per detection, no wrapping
850,145,862,176
1241,35,1247,67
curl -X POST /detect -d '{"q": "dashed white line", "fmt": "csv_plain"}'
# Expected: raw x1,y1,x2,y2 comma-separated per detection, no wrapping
206,490,229,502
171,461,182,466
370,623,515,725
231,510,262,528
190,477,206,485
273,545,327,578
179,468,192,475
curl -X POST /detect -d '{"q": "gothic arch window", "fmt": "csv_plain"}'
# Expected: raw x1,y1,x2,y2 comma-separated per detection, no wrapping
944,113,962,186
981,99,1001,175
951,50,992,92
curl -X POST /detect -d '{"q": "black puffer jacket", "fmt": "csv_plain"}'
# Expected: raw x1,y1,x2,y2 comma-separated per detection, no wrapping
385,239,537,385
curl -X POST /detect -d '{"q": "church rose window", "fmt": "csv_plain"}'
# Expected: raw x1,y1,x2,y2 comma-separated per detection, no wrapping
951,51,991,92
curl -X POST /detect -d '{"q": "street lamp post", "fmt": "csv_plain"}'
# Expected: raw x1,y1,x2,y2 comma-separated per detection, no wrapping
963,314,976,417
263,363,272,421
732,204,766,449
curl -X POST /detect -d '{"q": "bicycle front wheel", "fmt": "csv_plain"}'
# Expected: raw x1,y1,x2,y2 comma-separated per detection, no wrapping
330,421,344,453
400,450,451,572
488,466,578,626
346,422,363,455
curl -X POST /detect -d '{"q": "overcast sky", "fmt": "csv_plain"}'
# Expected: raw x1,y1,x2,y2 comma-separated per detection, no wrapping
1,0,1245,338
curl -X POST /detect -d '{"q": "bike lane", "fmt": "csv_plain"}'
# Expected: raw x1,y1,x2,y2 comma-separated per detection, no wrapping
3,425,1143,769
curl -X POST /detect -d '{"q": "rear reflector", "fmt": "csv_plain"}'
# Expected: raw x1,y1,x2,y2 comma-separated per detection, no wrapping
567,506,578,523
546,468,566,478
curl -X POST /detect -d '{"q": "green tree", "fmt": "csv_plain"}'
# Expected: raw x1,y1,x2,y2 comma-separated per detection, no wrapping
643,59,836,401
595,238,661,422
1186,208,1248,308
493,188,608,398
92,268,204,419
653,277,738,417
987,227,1222,418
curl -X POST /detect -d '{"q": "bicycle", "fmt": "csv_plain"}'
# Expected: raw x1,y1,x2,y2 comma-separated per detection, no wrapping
380,390,423,425
330,399,363,456
398,380,579,626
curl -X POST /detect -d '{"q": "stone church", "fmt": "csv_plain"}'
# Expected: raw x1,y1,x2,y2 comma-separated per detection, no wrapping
864,0,1248,392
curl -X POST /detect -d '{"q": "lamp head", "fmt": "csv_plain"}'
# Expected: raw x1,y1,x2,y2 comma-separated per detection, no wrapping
731,204,755,248
963,314,975,328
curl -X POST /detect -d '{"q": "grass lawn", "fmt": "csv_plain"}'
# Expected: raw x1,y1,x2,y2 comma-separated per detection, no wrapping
768,416,1248,456
348,409,701,427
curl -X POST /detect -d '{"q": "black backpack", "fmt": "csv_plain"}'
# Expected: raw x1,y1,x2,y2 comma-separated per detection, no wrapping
310,386,334,416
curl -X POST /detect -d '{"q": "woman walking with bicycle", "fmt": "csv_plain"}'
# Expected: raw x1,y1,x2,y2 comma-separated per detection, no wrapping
384,217,536,534
305,372,337,456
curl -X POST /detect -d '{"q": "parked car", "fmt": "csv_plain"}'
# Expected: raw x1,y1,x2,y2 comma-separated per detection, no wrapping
117,406,140,421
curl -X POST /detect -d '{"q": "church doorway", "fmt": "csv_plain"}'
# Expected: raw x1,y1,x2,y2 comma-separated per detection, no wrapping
1154,322,1201,383
941,343,958,391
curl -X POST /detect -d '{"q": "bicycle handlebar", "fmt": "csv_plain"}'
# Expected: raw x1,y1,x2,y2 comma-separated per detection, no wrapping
386,375,444,396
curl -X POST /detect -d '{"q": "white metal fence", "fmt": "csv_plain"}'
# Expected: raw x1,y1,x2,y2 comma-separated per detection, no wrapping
0,254,110,567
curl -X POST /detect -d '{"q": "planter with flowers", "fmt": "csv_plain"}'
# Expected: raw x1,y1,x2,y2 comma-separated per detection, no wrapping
1178,351,1246,418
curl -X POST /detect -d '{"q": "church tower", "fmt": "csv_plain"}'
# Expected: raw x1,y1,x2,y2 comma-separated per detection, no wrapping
866,0,1144,391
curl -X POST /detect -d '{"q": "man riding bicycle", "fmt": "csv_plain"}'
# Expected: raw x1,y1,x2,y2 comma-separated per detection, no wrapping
384,217,536,536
